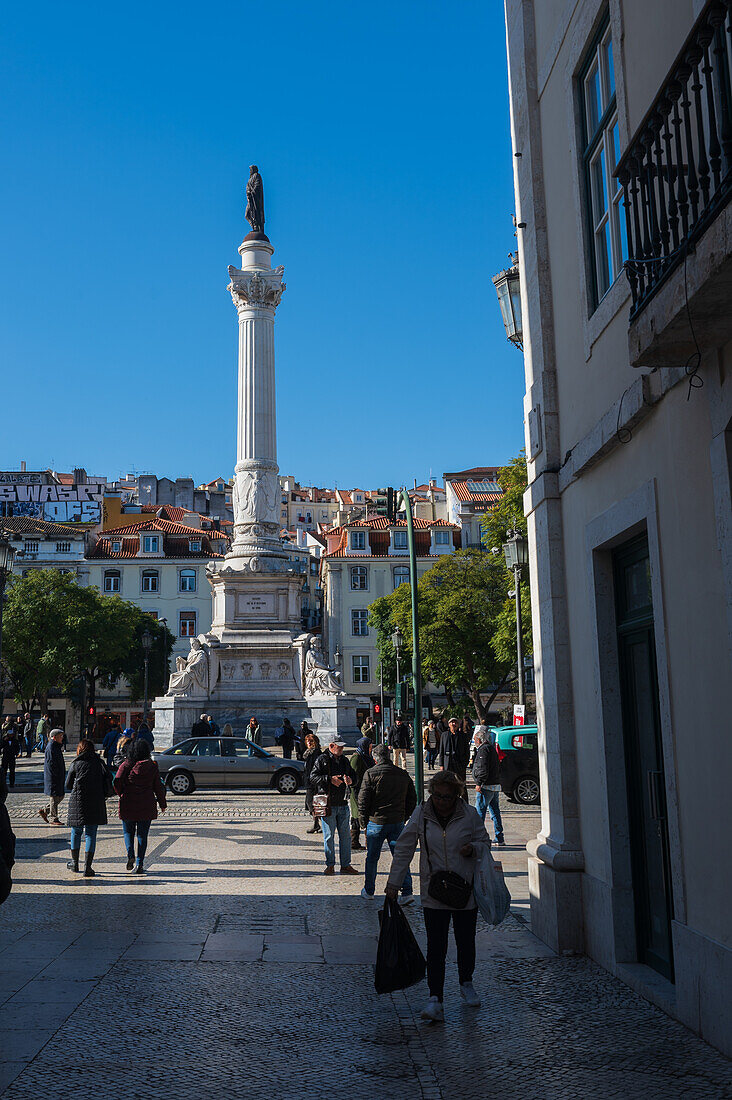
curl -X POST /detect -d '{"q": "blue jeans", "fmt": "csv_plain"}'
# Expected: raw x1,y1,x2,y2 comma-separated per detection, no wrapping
122,820,152,860
321,803,351,868
364,822,413,897
70,824,98,854
475,788,504,841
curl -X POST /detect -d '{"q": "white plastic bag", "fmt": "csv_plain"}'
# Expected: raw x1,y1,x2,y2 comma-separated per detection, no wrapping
473,846,511,925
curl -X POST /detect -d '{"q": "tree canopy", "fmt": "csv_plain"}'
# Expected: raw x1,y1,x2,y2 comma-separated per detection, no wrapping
1,571,174,713
368,451,533,721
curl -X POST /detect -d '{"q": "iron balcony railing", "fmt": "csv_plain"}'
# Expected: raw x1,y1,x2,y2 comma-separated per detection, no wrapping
615,0,732,317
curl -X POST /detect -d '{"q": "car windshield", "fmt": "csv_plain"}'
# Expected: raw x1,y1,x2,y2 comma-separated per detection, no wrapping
168,740,194,755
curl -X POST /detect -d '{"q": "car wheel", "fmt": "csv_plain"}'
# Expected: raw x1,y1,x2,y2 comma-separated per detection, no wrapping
512,775,540,805
168,771,194,796
276,769,299,795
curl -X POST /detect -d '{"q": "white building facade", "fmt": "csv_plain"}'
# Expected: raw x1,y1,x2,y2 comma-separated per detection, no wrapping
505,0,732,1054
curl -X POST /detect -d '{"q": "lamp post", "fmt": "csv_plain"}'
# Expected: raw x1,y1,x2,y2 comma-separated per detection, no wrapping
141,628,153,728
391,627,403,701
397,488,424,804
0,532,17,717
502,529,529,706
492,252,523,350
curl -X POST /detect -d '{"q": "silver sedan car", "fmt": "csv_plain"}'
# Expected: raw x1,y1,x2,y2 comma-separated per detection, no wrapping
153,736,305,796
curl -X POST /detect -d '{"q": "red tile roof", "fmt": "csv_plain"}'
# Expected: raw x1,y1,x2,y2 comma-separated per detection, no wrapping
103,518,211,537
343,516,456,530
2,517,87,537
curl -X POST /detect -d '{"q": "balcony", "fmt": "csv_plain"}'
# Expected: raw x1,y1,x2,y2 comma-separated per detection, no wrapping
616,0,732,367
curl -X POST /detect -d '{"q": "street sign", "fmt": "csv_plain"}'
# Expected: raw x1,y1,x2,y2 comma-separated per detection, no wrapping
513,704,525,727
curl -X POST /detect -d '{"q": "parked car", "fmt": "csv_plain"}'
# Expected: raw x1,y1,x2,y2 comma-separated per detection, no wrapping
490,725,540,805
152,736,305,796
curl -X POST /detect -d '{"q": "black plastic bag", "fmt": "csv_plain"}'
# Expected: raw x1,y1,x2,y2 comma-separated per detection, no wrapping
374,896,426,994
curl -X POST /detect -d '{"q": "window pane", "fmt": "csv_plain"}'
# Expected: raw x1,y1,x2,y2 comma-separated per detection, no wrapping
591,148,608,225
604,36,615,99
585,61,601,136
610,119,621,174
596,221,612,297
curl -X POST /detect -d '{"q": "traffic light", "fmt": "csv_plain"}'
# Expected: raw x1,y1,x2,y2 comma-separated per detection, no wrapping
88,706,95,718
374,702,381,717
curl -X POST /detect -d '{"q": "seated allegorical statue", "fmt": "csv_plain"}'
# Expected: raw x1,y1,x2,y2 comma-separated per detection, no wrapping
166,637,209,697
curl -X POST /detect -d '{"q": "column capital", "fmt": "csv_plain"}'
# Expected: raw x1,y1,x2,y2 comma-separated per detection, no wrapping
227,265,286,313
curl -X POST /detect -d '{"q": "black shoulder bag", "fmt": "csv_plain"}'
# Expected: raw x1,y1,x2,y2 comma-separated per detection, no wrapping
423,812,472,909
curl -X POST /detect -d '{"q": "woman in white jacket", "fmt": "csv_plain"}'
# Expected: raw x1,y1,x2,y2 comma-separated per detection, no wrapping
386,770,490,1022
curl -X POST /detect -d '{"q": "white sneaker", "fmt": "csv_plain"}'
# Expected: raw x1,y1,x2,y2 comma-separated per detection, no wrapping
459,982,481,1007
399,895,415,907
360,887,375,900
420,996,444,1022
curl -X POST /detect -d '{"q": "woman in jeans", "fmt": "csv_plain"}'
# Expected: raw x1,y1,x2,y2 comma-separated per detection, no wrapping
303,732,323,834
423,719,439,769
65,739,109,877
114,738,166,874
386,770,490,1022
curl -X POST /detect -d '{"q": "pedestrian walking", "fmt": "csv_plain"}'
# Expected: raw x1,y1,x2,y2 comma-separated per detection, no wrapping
65,739,110,876
295,720,311,760
114,738,167,874
0,776,16,906
191,713,210,738
278,718,296,759
472,730,504,845
358,743,417,901
136,721,154,748
423,719,439,770
35,714,51,751
347,736,375,851
309,737,358,876
303,732,323,834
386,771,490,1021
438,717,470,800
102,724,119,767
0,726,21,789
39,729,66,825
361,717,378,742
388,714,410,770
247,716,262,746
22,713,34,757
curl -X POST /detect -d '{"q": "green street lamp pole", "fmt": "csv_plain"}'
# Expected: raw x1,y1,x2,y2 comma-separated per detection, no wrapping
398,488,424,804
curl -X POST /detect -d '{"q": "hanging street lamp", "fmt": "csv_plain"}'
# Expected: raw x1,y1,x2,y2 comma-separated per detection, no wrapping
492,252,523,350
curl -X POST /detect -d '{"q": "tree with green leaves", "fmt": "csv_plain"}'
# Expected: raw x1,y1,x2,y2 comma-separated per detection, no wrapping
370,550,517,722
1,571,174,718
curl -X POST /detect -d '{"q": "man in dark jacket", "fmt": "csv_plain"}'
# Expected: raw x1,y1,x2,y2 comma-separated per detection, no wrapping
472,730,504,845
0,728,21,789
309,737,358,876
39,730,66,825
388,715,411,769
191,713,210,739
439,717,470,799
278,718,296,760
23,713,34,757
358,743,417,901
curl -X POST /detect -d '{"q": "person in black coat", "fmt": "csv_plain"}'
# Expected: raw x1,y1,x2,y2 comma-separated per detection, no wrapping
0,775,16,906
303,733,323,833
279,718,296,760
309,738,358,875
388,716,411,770
191,713,210,739
472,731,504,844
39,731,66,825
439,717,471,800
0,729,21,789
65,740,109,876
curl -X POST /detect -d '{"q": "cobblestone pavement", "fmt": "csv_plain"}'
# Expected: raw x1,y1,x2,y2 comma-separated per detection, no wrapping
1,788,730,1098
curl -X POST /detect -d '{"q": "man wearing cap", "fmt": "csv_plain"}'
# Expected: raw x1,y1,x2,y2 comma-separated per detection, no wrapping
309,737,359,876
39,729,66,825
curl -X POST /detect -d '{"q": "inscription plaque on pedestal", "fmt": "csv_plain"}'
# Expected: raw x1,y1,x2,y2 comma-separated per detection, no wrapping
238,593,275,616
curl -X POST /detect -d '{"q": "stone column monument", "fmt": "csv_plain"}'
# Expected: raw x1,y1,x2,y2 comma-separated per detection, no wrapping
152,169,365,746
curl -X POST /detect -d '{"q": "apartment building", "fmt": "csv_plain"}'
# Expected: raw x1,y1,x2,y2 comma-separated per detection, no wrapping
505,0,732,1052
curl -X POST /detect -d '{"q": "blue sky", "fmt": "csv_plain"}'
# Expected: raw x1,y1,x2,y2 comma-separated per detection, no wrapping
1,1,523,490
